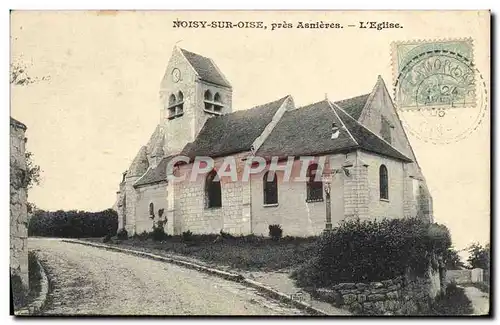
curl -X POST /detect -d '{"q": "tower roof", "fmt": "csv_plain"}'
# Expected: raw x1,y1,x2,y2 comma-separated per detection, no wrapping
179,48,231,88
128,146,149,178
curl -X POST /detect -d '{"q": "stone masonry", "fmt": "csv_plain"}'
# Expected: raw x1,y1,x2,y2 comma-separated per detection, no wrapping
10,117,29,289
312,266,444,315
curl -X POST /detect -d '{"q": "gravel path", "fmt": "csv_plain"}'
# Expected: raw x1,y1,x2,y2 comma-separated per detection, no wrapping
463,286,490,315
29,238,303,316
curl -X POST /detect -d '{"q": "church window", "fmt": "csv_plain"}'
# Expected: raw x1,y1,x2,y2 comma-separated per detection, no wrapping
204,90,213,111
306,164,323,202
168,94,177,118
204,89,223,115
213,92,223,113
149,202,155,217
381,116,392,144
167,92,184,120
169,94,176,106
263,171,278,205
379,165,389,200
176,91,184,115
205,170,222,208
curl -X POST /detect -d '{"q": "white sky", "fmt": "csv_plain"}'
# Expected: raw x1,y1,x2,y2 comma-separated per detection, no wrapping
10,11,490,250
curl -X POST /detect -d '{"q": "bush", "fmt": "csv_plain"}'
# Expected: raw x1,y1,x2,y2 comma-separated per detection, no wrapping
293,218,451,287
220,229,236,240
102,233,112,243
429,282,474,315
10,274,26,310
181,230,194,242
116,228,128,240
269,224,283,241
152,225,167,242
28,208,118,238
133,231,149,241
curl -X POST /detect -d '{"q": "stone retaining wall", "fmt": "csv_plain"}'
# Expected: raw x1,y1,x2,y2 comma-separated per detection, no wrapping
312,270,442,315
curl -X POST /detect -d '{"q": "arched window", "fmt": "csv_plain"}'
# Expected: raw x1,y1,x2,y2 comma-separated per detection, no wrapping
379,165,389,200
149,202,155,217
177,91,184,114
167,94,177,118
204,90,213,101
306,164,323,202
205,170,222,208
204,90,213,111
213,92,223,113
263,171,278,205
168,94,176,106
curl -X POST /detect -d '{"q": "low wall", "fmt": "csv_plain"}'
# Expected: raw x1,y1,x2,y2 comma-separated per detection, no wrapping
445,268,484,284
312,268,443,315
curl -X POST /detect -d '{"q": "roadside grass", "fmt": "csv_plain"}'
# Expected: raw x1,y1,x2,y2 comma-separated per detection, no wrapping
84,235,318,272
427,282,474,315
11,251,43,312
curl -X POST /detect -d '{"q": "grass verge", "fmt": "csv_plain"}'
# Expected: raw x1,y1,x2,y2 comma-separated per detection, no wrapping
84,234,318,272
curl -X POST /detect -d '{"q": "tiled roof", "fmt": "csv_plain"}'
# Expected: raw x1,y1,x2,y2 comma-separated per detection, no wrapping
332,104,412,162
181,96,289,159
128,146,149,177
180,48,231,88
334,93,370,120
256,100,412,162
10,117,27,130
256,100,358,158
134,155,176,187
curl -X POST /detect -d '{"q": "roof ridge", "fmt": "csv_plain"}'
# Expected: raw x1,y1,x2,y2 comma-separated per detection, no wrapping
179,47,210,60
331,101,412,161
335,93,371,104
223,95,290,117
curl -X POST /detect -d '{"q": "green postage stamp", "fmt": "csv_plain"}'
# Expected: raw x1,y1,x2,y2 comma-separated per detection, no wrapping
392,38,476,111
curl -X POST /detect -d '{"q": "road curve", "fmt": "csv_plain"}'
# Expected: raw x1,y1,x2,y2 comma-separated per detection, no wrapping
29,238,303,316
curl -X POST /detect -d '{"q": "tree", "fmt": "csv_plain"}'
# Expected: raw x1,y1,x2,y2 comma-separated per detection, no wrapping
443,247,466,270
467,242,490,269
25,151,41,190
10,59,49,86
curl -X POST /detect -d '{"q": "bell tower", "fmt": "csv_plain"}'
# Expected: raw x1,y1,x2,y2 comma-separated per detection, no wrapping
159,46,233,156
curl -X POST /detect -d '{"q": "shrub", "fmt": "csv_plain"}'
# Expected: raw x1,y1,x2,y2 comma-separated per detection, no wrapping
134,231,149,241
28,208,118,238
220,229,236,240
102,233,112,243
269,224,283,241
116,228,128,240
10,274,26,310
293,218,451,287
151,223,167,241
181,230,194,242
429,282,474,315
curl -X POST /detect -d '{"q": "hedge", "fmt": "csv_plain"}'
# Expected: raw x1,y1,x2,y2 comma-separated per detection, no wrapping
292,217,451,287
28,208,118,238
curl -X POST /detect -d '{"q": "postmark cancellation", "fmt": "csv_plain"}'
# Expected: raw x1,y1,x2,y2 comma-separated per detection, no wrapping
391,38,487,144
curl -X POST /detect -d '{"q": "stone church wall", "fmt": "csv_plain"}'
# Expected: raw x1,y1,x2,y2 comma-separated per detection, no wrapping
358,151,406,220
174,153,251,235
250,154,346,237
10,118,29,289
135,182,170,235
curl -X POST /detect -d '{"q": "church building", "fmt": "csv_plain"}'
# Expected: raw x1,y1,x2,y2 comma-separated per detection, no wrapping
114,46,433,237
